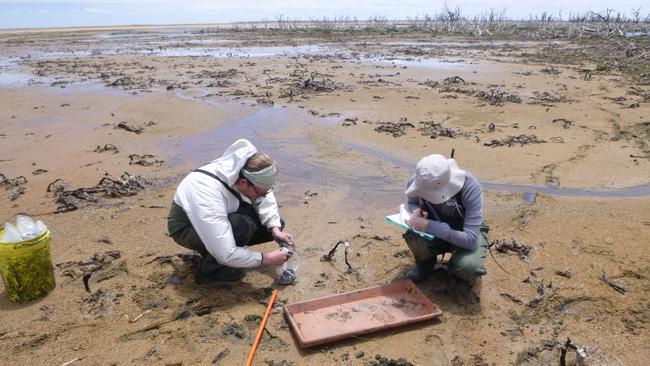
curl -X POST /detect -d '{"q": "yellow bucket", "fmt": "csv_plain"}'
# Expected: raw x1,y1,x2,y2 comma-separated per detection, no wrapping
0,228,56,302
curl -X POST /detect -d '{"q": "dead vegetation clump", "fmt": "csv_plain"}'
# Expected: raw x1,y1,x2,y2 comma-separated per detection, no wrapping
484,135,547,147
440,86,522,106
94,144,119,154
552,118,573,129
115,121,144,134
128,154,163,166
421,75,468,88
540,66,561,74
279,71,348,99
373,120,414,137
599,272,628,294
529,91,572,104
491,238,532,259
46,172,149,213
364,355,414,366
0,173,28,201
400,45,429,56
191,68,240,87
106,76,155,90
527,37,650,85
56,250,124,288
193,68,240,79
417,121,464,138
611,121,650,158
82,288,122,319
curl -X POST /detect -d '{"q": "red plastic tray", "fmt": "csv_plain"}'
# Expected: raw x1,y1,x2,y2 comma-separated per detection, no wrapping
284,280,442,347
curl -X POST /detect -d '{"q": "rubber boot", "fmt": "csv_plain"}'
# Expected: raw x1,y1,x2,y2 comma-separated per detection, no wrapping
197,257,245,282
405,260,435,283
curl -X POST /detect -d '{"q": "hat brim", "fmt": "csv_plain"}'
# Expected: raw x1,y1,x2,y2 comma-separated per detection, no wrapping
405,163,466,204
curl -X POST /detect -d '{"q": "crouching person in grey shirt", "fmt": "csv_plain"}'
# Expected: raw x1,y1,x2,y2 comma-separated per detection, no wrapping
403,154,488,285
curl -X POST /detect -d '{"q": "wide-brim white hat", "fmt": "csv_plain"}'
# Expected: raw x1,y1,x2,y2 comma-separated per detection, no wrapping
405,154,466,204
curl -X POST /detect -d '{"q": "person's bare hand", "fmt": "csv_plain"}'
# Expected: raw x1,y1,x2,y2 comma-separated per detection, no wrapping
410,208,427,221
406,209,428,231
262,248,290,266
271,227,294,246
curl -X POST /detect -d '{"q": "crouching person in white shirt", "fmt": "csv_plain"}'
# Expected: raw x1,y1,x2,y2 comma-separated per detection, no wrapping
167,139,294,282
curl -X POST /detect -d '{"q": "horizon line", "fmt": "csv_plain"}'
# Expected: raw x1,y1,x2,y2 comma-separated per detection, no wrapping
2,15,649,32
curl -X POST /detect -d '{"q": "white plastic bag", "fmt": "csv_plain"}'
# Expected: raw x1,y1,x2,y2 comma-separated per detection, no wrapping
1,216,47,243
16,215,38,239
1,223,23,243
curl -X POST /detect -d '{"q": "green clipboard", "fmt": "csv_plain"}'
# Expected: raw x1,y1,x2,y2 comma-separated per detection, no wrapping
383,204,434,241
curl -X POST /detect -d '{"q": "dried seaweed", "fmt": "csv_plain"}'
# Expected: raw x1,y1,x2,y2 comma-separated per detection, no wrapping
119,301,214,341
599,272,627,294
374,121,414,137
444,75,466,84
128,154,163,166
552,118,573,129
0,173,27,189
82,289,120,319
212,348,230,364
484,134,547,147
279,71,346,98
540,66,561,74
365,355,414,366
321,240,353,272
491,238,532,259
191,68,240,80
440,86,522,106
0,173,28,201
46,172,148,213
555,268,572,278
421,75,466,88
115,121,143,134
9,187,26,201
611,121,650,158
417,121,463,139
94,144,119,154
559,338,587,366
530,91,571,104
321,240,346,262
56,250,122,273
527,281,549,307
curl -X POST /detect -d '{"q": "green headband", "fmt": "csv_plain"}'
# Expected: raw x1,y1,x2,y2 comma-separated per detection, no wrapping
242,164,277,190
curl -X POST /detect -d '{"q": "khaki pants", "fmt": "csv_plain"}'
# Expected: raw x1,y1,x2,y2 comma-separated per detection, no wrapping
404,224,488,282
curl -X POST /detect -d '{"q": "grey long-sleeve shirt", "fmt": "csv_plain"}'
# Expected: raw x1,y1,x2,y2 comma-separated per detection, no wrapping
406,172,483,251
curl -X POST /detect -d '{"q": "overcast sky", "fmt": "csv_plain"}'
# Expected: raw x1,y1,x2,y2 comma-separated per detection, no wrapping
0,1,646,29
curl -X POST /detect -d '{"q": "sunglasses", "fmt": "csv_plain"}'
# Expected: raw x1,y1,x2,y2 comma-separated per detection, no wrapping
246,178,273,196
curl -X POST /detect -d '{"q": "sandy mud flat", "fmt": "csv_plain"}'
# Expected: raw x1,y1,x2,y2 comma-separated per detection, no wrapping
0,25,649,365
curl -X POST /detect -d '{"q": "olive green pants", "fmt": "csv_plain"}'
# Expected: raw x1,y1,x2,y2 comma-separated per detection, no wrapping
403,224,488,282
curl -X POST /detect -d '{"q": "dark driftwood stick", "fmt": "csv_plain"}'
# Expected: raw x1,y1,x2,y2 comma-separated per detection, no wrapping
343,244,353,272
321,240,346,262
82,272,92,293
212,348,230,364
600,272,627,294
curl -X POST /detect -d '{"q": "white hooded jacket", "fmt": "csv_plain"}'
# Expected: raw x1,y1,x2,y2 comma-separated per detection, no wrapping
173,139,282,268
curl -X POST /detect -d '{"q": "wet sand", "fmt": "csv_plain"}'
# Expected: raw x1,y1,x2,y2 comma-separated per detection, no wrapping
1,26,649,365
